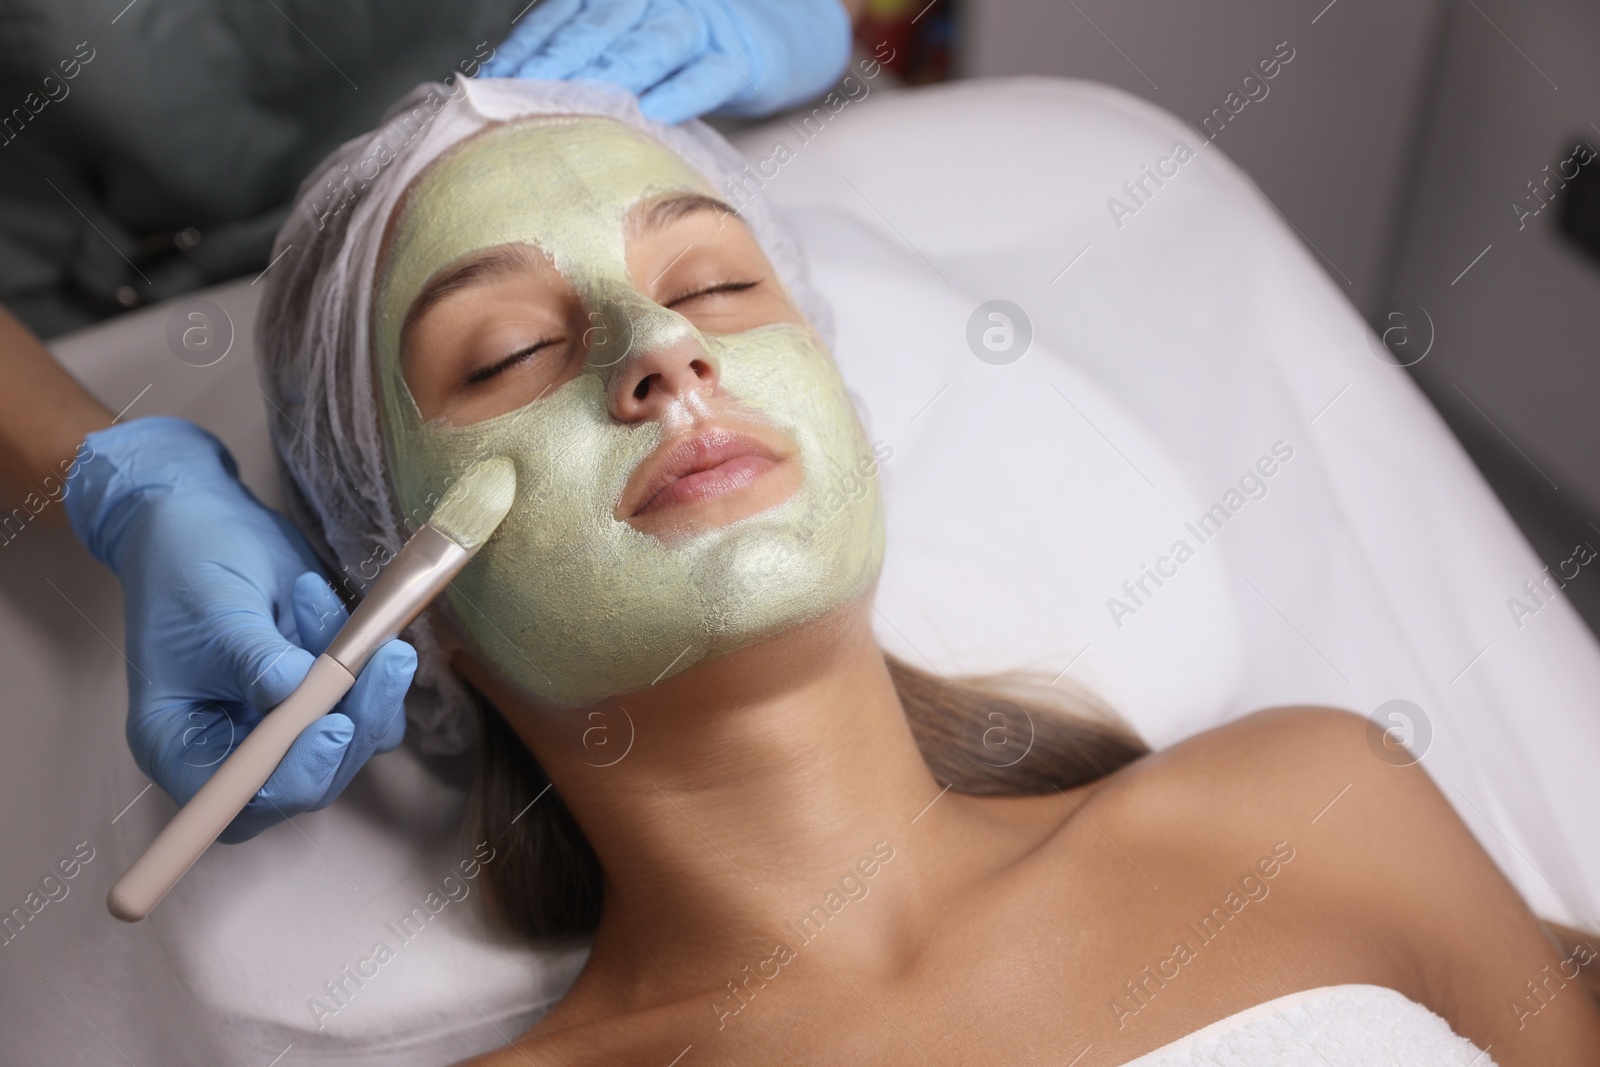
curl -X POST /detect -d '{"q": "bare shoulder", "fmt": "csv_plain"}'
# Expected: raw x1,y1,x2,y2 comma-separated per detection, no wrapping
1085,705,1402,855
1074,706,1411,891
1085,705,1600,1064
1123,703,1378,790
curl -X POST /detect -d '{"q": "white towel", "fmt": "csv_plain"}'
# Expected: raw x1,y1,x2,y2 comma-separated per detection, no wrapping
1119,984,1496,1066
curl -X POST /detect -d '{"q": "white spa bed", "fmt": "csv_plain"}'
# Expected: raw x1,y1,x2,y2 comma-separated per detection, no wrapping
3,78,1596,1064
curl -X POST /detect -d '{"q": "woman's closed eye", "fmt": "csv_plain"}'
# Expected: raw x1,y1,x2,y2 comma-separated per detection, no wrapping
466,335,566,386
664,277,762,308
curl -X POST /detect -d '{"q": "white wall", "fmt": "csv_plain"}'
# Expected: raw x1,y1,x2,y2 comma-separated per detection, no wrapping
963,0,1447,313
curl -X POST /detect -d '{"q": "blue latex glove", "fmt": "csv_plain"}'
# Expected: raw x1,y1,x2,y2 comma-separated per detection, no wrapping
482,0,852,124
65,417,415,843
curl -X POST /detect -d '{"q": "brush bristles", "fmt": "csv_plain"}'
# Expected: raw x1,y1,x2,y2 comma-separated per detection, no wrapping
429,457,517,551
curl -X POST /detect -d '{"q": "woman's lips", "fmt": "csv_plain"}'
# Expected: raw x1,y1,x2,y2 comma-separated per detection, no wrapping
625,427,786,518
636,453,777,514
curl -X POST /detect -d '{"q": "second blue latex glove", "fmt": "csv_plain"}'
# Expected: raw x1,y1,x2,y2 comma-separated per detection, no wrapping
482,0,853,124
66,417,416,843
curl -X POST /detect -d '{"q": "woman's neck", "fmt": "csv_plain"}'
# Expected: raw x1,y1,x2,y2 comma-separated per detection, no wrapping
487,601,959,1003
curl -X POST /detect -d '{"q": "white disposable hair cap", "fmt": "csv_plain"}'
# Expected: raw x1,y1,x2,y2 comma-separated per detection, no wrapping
256,78,833,756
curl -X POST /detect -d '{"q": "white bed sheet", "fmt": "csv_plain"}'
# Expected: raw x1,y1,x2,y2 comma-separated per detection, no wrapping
2,77,1595,1065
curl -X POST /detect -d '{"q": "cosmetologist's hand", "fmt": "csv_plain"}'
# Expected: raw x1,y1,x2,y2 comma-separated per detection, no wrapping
482,0,853,124
66,417,416,843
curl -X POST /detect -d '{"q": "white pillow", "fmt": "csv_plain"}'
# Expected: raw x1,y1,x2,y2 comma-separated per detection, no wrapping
803,207,1245,744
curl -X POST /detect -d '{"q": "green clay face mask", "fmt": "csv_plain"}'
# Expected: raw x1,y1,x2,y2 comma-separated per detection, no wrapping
373,117,885,707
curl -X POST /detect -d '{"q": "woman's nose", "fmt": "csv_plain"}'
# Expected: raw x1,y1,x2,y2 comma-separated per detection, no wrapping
608,333,721,424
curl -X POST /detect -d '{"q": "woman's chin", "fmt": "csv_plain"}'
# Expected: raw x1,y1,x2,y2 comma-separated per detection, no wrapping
457,581,882,741
604,598,873,708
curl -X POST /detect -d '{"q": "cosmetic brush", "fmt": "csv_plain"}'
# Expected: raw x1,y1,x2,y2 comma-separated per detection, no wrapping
108,456,517,922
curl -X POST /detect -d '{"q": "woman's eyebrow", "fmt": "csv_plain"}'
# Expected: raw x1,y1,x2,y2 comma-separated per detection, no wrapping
630,193,743,235
402,244,546,337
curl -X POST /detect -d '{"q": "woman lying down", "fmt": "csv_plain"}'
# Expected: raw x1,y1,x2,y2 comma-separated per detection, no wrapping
257,79,1600,1065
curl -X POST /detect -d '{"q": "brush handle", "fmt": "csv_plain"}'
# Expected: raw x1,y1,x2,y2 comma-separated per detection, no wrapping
107,654,356,922
324,526,466,675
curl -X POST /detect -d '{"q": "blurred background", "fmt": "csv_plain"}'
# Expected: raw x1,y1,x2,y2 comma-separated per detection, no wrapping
873,0,1600,642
